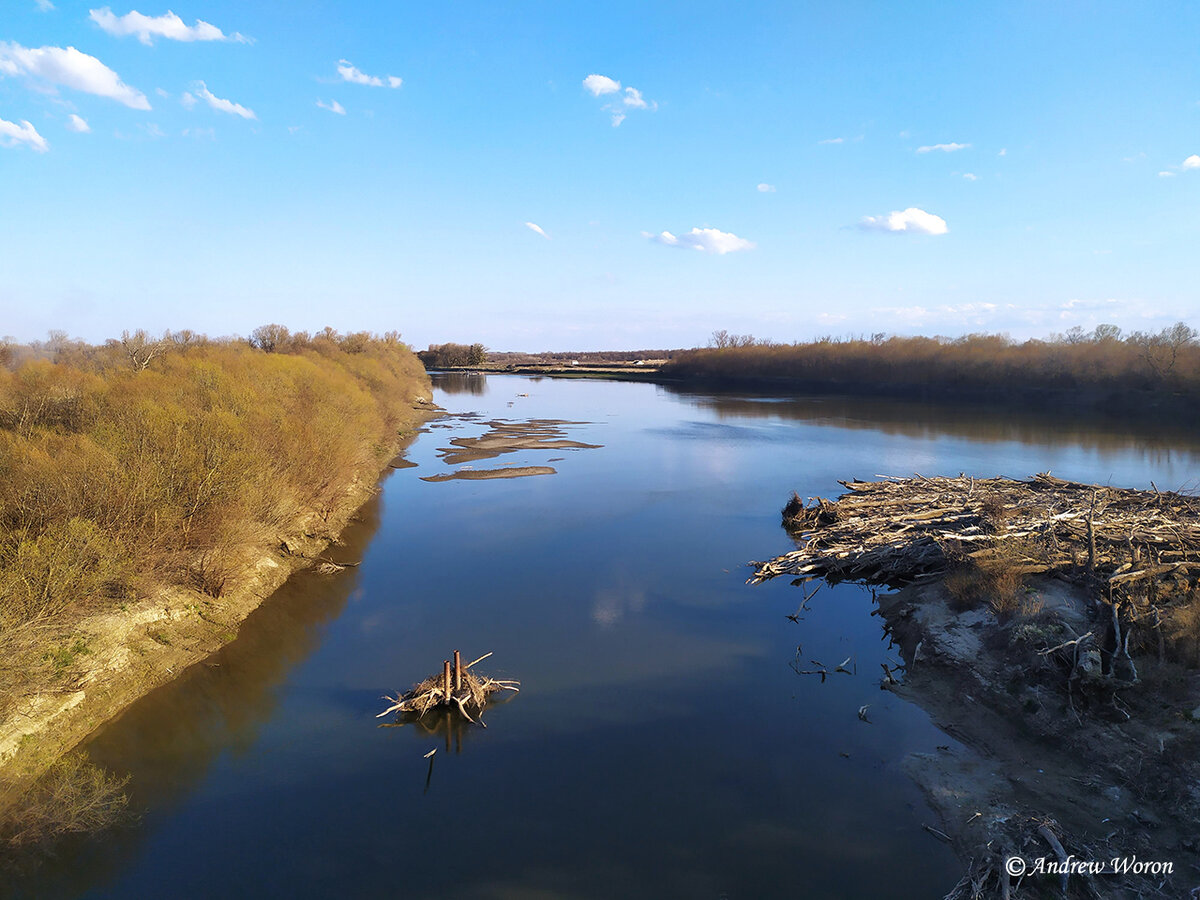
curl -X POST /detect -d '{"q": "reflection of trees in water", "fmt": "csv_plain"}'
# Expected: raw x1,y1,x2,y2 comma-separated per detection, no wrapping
430,372,488,395
16,494,390,898
663,386,1200,458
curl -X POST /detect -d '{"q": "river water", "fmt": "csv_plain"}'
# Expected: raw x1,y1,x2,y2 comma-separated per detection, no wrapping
17,373,1200,899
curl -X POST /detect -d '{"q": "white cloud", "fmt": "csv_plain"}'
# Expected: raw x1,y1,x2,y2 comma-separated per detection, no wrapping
818,137,844,144
66,113,90,132
35,0,55,10
193,81,255,119
182,126,214,139
337,60,401,89
961,172,977,181
1159,171,1175,178
0,41,150,109
583,74,655,126
316,98,345,115
917,142,970,153
524,221,550,240
998,148,1007,156
756,183,776,192
180,90,196,108
0,116,48,152
1183,154,1200,170
859,207,949,235
623,86,647,108
89,7,248,44
644,227,755,255
582,73,620,96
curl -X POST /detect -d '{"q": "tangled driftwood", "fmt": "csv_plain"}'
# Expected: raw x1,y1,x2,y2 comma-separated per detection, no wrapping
753,472,1200,588
377,651,519,727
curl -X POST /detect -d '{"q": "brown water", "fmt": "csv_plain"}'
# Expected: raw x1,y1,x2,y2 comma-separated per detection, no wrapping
12,374,1200,899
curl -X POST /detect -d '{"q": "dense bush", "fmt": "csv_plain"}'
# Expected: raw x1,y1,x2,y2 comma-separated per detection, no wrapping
662,325,1200,401
0,328,428,669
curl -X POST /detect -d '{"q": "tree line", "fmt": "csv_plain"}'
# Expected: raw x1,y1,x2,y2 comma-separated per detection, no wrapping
661,324,1200,401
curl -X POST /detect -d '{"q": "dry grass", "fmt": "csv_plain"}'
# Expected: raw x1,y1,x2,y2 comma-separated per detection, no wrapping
944,537,1049,621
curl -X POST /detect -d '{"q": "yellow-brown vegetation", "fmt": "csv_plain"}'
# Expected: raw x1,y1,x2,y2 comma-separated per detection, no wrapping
663,325,1200,407
0,328,429,716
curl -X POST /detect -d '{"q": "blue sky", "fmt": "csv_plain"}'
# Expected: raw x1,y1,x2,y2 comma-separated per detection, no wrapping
2,1,1198,350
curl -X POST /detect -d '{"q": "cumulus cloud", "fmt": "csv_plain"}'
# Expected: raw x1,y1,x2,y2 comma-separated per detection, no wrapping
0,116,48,152
0,41,150,109
582,73,655,126
756,183,776,192
193,81,255,119
859,207,948,235
316,98,345,115
1183,154,1200,170
644,227,755,255
89,7,249,44
337,60,401,88
66,113,90,132
582,73,620,96
917,142,970,153
524,221,550,239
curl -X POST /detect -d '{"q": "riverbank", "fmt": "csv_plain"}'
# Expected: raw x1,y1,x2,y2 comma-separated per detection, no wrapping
0,406,437,850
754,475,1200,897
0,332,436,850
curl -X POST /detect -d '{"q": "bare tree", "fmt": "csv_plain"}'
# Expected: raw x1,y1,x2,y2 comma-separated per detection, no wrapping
1129,322,1198,381
118,329,167,372
250,324,290,353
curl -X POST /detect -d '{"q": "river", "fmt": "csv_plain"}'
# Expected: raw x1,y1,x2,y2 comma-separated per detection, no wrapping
16,373,1200,899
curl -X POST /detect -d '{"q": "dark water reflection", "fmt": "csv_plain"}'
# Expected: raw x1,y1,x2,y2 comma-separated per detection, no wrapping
12,374,1200,899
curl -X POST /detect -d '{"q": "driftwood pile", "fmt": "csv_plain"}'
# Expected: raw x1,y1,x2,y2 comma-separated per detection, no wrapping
753,472,1200,588
377,651,519,727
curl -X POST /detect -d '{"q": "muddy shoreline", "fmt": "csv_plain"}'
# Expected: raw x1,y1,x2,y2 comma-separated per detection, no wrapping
876,577,1200,898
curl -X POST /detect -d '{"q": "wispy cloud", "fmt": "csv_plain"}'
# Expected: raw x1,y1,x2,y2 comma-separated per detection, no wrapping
66,113,90,132
818,137,844,145
193,81,255,119
859,207,948,235
644,227,755,255
582,73,656,126
0,41,150,109
917,142,970,153
89,7,249,44
0,116,48,152
35,0,55,11
524,221,550,240
756,183,776,193
316,98,345,115
337,60,401,89
961,172,977,181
